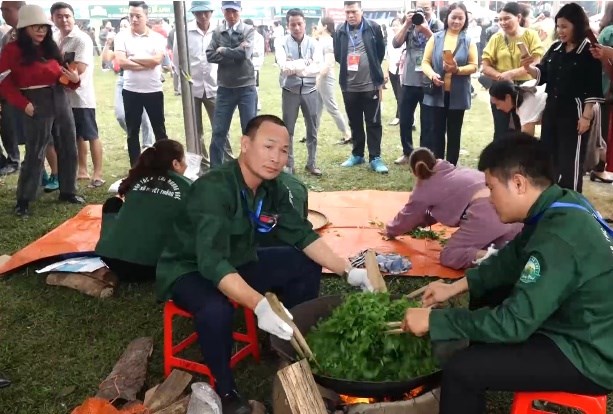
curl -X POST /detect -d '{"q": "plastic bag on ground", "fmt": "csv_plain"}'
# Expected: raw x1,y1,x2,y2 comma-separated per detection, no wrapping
186,382,222,414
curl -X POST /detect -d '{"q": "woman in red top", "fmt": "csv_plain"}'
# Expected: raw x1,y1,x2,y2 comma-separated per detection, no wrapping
0,4,82,216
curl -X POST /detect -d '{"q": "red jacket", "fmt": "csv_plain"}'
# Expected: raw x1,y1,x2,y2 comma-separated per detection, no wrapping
0,42,79,110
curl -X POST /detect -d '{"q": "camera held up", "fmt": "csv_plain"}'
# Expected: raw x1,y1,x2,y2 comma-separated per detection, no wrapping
410,8,425,25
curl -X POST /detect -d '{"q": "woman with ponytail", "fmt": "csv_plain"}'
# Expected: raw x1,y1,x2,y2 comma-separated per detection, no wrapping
489,79,547,136
384,148,522,269
95,139,191,283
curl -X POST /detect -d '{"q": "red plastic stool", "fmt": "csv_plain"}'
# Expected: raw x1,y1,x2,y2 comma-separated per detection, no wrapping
511,392,607,413
163,300,260,386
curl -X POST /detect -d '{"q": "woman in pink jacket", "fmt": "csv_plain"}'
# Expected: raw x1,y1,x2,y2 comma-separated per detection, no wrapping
384,148,522,269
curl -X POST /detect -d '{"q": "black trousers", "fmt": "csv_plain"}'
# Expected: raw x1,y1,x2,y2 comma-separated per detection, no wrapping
426,92,465,165
122,89,168,166
491,103,520,141
171,246,322,396
342,90,382,161
388,71,402,119
439,286,610,414
399,85,429,156
540,100,589,193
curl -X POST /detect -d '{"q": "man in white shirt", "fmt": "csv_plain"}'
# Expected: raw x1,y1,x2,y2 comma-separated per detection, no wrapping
114,0,168,166
276,8,322,175
175,1,233,169
243,18,264,112
51,2,104,187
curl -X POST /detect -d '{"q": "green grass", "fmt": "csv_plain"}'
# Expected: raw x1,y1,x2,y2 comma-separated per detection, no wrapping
0,55,611,413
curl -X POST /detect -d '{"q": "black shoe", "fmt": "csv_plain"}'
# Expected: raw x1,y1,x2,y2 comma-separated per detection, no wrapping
299,137,306,143
0,377,10,389
58,193,85,204
590,171,613,184
14,200,29,217
0,164,18,175
221,389,251,414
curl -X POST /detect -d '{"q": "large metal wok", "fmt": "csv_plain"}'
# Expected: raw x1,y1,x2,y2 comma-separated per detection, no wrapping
270,295,465,399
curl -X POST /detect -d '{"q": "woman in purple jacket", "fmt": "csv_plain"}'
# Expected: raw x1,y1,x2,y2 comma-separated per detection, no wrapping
384,148,522,269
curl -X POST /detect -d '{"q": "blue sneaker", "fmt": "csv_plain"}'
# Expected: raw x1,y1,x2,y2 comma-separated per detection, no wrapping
44,174,59,193
41,170,50,186
341,155,365,167
370,157,389,174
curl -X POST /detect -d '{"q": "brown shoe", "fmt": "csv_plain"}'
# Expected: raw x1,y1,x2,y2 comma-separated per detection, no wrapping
305,166,322,176
394,155,411,165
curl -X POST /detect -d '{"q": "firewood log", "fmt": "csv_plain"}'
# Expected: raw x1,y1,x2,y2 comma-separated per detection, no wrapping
46,272,115,298
146,370,192,412
96,337,154,403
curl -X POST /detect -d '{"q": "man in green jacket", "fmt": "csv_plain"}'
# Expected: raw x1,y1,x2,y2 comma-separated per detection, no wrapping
402,134,613,413
156,114,372,414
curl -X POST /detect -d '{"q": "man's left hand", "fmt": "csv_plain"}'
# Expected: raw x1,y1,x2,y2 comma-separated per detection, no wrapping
402,308,431,336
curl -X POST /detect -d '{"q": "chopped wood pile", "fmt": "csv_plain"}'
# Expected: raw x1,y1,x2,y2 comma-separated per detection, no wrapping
70,337,265,414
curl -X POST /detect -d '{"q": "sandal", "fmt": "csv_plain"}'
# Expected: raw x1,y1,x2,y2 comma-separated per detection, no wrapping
87,179,106,188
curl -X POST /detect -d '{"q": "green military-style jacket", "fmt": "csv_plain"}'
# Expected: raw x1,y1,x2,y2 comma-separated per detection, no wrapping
430,185,613,389
156,160,319,301
95,171,192,266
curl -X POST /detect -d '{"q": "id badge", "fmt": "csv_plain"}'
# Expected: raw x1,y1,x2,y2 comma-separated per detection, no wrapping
347,53,360,72
414,53,424,72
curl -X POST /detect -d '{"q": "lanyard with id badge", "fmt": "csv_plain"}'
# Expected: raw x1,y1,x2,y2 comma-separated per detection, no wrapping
347,21,364,72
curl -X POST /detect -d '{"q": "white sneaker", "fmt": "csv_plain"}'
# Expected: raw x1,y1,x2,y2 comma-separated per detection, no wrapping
389,118,400,126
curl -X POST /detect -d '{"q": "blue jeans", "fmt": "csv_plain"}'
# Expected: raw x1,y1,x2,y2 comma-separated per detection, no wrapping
210,86,257,167
170,246,321,395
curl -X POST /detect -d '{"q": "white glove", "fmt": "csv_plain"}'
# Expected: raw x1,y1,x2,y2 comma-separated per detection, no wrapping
254,297,294,341
473,243,499,266
347,268,374,292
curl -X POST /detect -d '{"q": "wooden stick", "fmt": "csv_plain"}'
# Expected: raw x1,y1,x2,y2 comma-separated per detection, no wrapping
405,285,428,300
265,293,318,366
364,250,388,293
385,321,402,328
384,329,405,335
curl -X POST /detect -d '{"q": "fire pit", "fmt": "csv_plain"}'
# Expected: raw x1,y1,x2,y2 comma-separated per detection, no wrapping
270,295,446,399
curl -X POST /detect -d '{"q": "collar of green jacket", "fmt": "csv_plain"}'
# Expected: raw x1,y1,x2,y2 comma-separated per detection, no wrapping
524,184,564,224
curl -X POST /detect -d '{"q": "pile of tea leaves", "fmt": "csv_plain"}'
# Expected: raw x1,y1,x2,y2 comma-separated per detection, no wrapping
307,293,437,382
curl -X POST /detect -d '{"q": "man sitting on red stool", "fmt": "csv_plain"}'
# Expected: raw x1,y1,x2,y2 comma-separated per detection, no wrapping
402,134,613,414
156,114,373,414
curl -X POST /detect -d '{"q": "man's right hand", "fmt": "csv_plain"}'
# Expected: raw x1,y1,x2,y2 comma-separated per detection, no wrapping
421,280,461,307
254,297,294,341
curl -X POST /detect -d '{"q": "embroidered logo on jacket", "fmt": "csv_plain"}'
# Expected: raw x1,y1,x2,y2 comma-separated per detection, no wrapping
520,256,541,284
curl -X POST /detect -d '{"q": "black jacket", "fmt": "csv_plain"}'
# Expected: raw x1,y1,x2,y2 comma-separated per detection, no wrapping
334,19,385,91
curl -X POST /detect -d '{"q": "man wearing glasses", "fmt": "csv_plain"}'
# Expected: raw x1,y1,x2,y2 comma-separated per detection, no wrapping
156,114,373,414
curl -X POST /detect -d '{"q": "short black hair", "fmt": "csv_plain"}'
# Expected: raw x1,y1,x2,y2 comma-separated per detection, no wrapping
344,1,362,8
286,8,305,23
245,115,286,139
243,18,254,26
129,1,148,13
478,133,554,188
50,2,74,16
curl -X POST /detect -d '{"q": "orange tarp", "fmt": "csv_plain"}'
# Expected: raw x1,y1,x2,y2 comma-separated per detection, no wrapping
309,191,462,279
0,191,463,279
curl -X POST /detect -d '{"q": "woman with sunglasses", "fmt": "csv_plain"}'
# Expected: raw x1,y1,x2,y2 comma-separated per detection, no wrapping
0,4,82,216
96,139,190,283
481,2,544,141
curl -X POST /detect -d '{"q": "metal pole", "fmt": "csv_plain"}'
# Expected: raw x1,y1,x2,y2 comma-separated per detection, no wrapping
173,1,201,155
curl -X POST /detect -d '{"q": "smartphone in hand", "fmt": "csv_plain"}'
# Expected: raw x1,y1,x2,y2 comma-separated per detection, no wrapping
443,50,454,65
586,30,598,45
63,52,75,68
517,42,530,58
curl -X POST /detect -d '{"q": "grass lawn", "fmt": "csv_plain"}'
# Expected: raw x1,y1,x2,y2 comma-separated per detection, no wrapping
0,55,612,413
